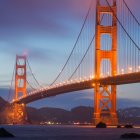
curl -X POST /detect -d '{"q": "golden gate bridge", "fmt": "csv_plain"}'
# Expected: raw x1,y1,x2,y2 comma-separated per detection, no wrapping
5,0,140,125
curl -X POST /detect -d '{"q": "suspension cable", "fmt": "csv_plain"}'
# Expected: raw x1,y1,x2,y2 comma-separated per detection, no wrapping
106,0,140,51
123,0,140,26
26,79,36,90
49,0,94,86
27,59,42,87
18,58,37,90
7,63,16,102
68,15,105,80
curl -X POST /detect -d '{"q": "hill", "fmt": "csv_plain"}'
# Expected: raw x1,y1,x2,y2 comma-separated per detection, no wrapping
0,97,140,124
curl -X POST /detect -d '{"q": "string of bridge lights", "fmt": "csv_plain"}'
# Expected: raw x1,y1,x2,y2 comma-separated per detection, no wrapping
12,65,140,103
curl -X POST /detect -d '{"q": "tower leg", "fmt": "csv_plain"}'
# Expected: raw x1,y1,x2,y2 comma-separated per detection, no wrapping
12,55,27,124
93,84,118,126
93,0,118,126
12,103,27,124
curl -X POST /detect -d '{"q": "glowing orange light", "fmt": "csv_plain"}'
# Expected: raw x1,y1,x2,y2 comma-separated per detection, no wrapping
128,67,132,73
92,83,95,87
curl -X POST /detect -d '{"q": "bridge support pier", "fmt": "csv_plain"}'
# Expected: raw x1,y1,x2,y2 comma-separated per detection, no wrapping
12,103,27,124
93,84,118,125
93,0,118,126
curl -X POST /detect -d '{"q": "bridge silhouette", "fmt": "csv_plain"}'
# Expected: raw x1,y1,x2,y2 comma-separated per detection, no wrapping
6,0,140,125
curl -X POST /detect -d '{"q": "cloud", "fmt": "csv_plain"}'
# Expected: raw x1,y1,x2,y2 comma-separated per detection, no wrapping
0,0,93,40
0,0,96,66
0,40,55,63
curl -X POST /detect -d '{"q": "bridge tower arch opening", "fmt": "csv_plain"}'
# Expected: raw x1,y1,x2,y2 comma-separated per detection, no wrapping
13,55,27,124
93,0,118,125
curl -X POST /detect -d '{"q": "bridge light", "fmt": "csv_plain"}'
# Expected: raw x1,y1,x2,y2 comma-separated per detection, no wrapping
128,67,132,73
92,83,95,87
92,75,95,79
121,69,124,74
107,72,110,76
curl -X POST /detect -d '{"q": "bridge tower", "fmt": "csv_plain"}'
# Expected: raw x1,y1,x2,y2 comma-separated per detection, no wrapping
13,55,27,124
93,0,118,125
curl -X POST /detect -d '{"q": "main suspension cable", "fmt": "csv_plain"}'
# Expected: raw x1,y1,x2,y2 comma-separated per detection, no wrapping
106,0,140,51
123,0,140,26
49,0,94,86
68,14,105,80
7,63,16,102
27,59,42,88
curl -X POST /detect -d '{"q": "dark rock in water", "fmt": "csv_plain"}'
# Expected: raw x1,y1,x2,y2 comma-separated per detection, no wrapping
121,133,140,139
96,122,106,128
124,124,133,128
0,128,14,137
117,125,122,128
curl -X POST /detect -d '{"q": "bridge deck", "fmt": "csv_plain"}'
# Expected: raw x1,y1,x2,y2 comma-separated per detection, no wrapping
14,72,140,104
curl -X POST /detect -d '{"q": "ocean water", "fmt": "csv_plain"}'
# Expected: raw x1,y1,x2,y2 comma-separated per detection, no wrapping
0,125,140,140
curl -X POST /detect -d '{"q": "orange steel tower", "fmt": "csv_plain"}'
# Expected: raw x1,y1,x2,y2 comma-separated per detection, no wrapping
13,55,27,124
93,0,118,125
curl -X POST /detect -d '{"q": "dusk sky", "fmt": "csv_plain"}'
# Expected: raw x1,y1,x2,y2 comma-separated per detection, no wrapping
0,0,140,110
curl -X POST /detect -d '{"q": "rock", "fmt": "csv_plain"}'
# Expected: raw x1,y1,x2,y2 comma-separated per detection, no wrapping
0,128,14,137
117,125,122,128
124,124,133,128
96,122,106,128
121,133,140,139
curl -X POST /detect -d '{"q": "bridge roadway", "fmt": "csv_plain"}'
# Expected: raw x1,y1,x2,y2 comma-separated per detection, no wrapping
14,72,140,104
